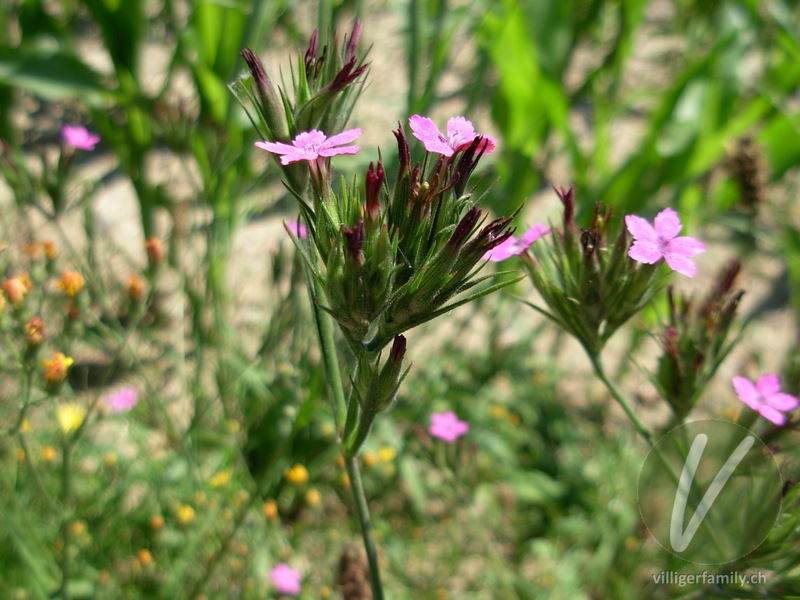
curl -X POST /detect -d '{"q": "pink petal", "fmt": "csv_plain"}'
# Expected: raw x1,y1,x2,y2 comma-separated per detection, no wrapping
518,223,551,247
409,115,443,143
765,392,799,412
322,128,363,148
255,140,295,153
474,135,497,154
732,376,761,411
663,253,697,278
293,130,327,148
756,374,782,397
409,115,454,156
482,236,520,262
667,236,705,257
758,406,787,426
319,144,360,157
628,240,662,264
653,208,682,239
446,116,477,149
625,215,657,243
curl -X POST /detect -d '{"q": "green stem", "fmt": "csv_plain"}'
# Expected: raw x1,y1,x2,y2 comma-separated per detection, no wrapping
58,440,73,600
344,455,385,600
303,266,385,599
589,354,654,448
307,274,347,432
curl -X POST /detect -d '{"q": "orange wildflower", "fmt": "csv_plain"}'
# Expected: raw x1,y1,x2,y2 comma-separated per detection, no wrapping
127,275,146,301
58,271,85,297
42,351,74,384
3,274,32,306
24,316,45,346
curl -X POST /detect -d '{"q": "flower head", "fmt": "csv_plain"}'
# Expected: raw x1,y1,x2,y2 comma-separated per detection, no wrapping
409,115,496,157
429,411,469,442
61,125,100,151
24,316,45,346
625,208,705,277
58,271,85,297
270,563,302,596
56,402,86,434
4,274,32,306
42,352,74,384
732,374,799,426
285,464,309,486
144,237,165,265
106,387,139,413
255,129,362,165
483,222,551,261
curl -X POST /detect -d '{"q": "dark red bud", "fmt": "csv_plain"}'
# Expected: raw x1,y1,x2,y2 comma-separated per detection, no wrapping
345,20,362,64
324,57,368,94
343,220,365,265
393,123,410,178
241,48,275,106
554,185,575,231
390,334,406,364
365,161,385,221
305,29,320,73
448,207,482,249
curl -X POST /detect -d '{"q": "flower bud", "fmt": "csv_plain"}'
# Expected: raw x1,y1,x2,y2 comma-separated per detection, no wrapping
342,220,365,265
24,316,45,347
365,161,384,221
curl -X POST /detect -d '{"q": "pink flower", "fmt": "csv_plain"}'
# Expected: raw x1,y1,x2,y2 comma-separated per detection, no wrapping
270,563,301,596
625,208,705,277
732,374,799,426
106,387,139,413
255,129,362,165
286,220,307,239
61,125,100,151
409,115,496,157
482,222,550,261
429,411,469,442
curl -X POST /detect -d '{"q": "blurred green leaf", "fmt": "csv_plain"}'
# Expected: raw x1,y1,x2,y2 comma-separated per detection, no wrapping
0,47,105,101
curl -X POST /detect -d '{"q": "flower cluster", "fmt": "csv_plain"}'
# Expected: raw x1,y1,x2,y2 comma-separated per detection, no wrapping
520,187,705,357
246,83,518,453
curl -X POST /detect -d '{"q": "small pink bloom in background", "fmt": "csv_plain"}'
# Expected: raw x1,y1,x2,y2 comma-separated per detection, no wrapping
732,374,799,426
625,208,705,277
286,220,307,239
429,411,469,442
255,129,362,165
61,125,100,151
409,115,496,157
270,563,302,596
106,387,139,413
483,222,551,262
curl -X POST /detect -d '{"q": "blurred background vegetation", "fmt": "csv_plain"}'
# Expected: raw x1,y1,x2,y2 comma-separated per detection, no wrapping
1,0,800,598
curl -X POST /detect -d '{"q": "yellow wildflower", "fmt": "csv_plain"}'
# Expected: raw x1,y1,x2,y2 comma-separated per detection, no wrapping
56,403,86,434
378,446,396,463
285,464,309,486
210,469,232,488
305,488,321,507
176,504,195,525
